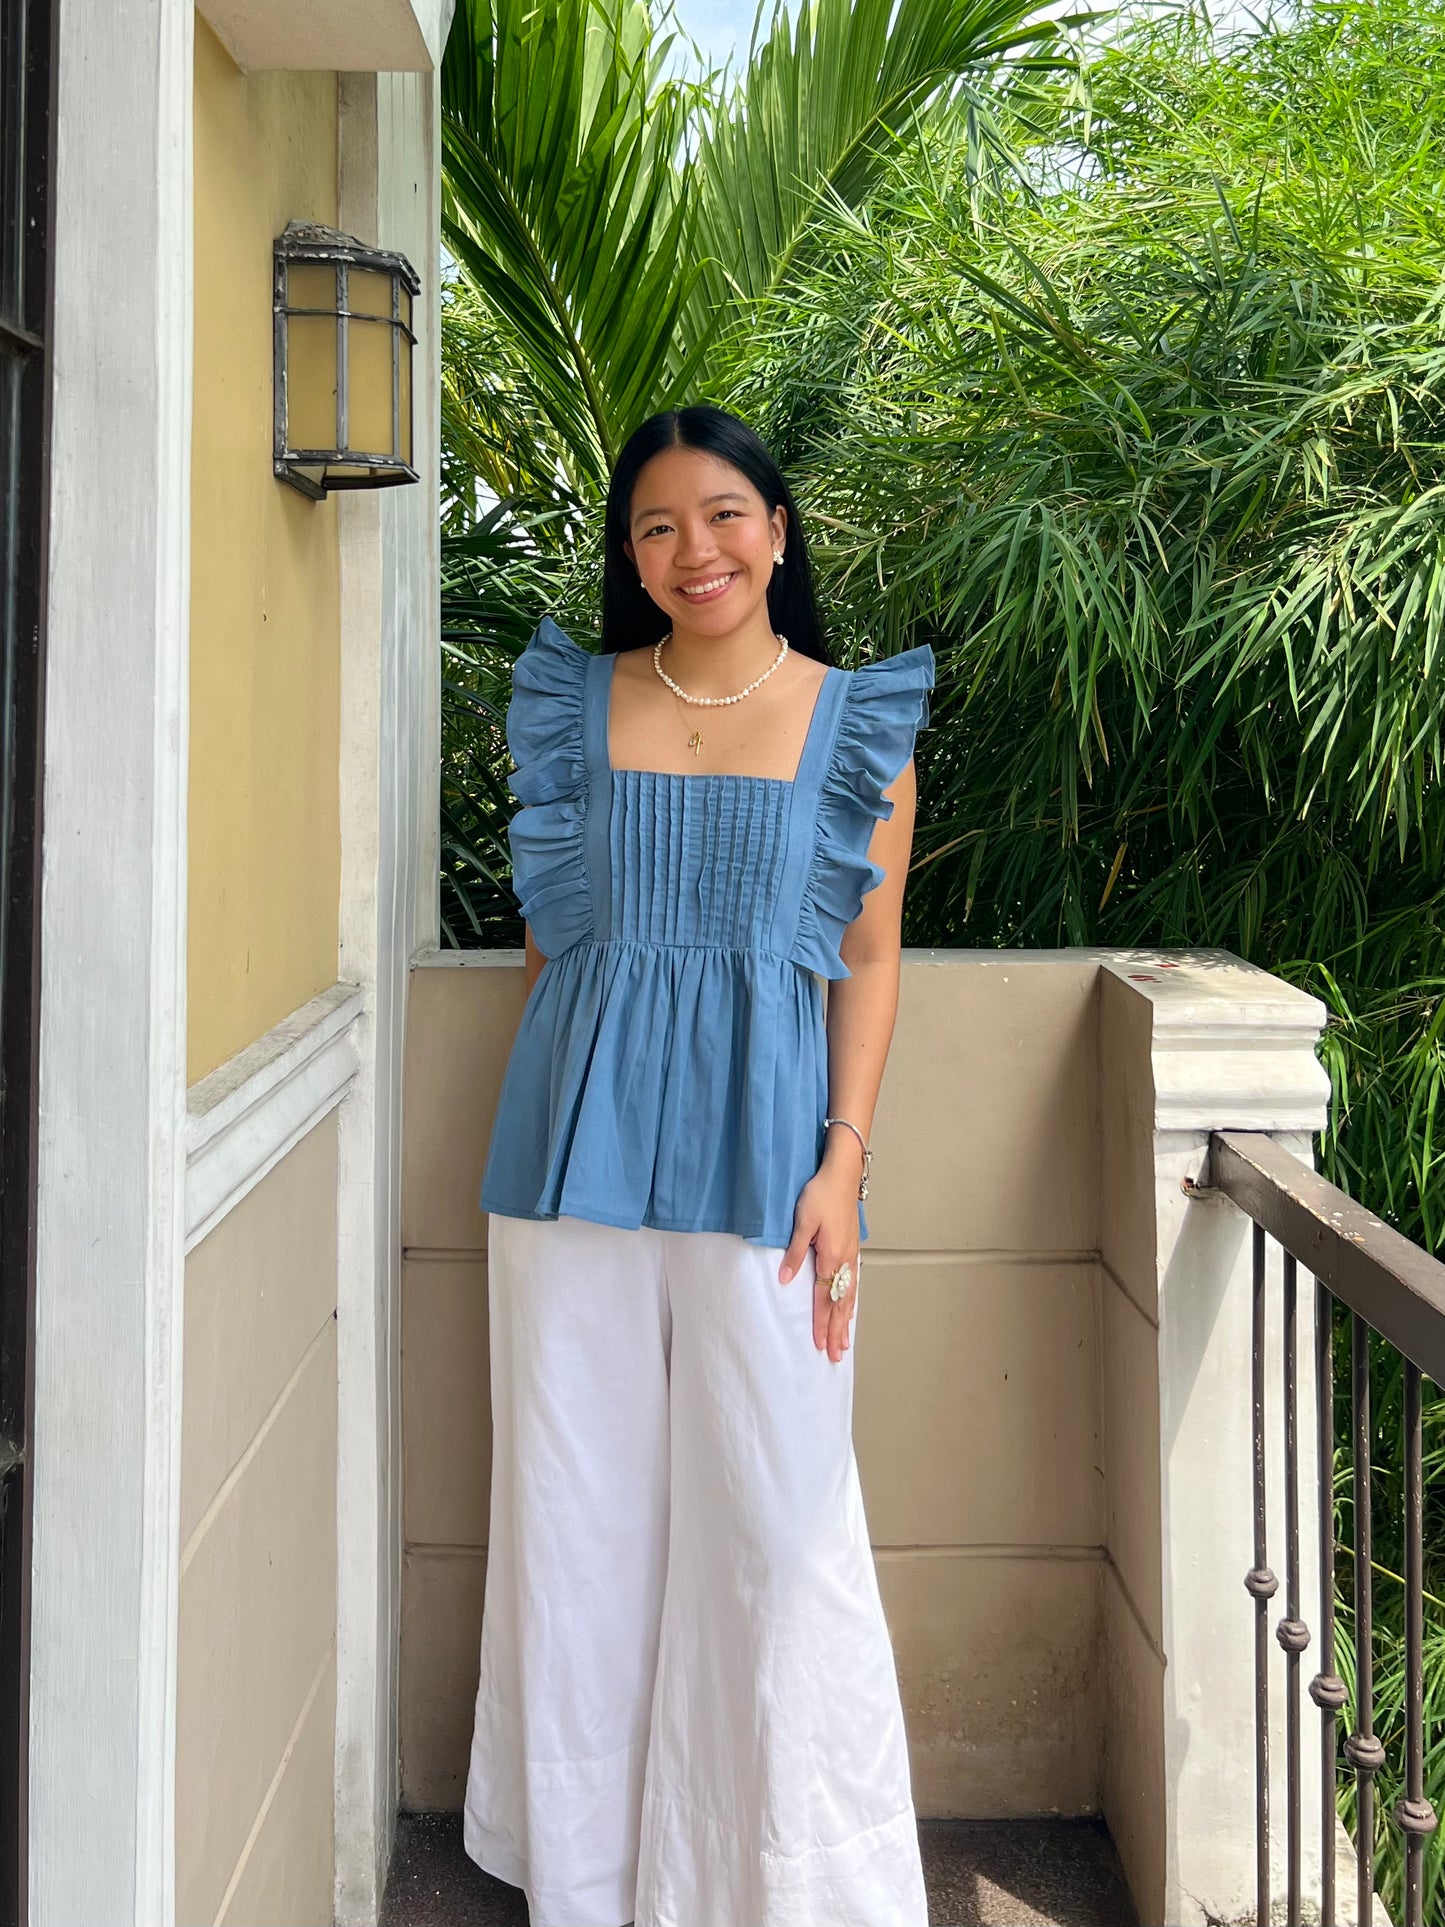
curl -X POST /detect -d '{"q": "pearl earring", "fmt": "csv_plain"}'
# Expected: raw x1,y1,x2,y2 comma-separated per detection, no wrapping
772,549,785,566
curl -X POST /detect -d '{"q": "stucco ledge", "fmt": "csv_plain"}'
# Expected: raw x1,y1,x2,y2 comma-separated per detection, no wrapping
197,0,454,73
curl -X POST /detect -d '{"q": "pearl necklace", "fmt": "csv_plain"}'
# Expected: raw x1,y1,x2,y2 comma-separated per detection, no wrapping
653,631,789,756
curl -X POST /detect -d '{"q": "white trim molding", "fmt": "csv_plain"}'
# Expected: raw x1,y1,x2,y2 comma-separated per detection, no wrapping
185,983,365,1251
31,1,194,1922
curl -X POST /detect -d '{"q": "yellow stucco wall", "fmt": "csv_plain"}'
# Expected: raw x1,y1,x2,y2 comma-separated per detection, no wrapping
189,18,341,1084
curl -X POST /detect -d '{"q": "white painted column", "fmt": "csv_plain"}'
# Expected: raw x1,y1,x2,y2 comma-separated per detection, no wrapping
1104,954,1350,1926
334,24,448,1921
30,0,193,1922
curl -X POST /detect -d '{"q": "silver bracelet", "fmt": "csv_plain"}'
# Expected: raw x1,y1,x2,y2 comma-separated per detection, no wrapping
823,1116,873,1200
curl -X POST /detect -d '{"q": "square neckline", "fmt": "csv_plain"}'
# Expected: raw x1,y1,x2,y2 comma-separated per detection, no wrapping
600,647,838,789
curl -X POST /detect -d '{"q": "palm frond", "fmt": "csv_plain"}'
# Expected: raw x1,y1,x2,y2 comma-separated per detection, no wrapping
440,0,714,487
686,0,1064,370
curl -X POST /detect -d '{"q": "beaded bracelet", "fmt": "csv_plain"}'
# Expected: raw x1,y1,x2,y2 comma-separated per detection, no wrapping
823,1116,873,1200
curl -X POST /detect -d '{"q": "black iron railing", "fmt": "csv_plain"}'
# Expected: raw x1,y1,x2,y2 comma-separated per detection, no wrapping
1206,1131,1444,1927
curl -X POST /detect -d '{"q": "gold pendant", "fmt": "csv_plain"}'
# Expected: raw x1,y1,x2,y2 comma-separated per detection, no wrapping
688,730,704,757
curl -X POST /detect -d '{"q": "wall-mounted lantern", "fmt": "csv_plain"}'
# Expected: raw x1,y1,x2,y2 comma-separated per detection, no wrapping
273,220,421,499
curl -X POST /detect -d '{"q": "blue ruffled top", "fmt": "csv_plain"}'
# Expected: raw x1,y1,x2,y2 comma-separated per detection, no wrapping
480,616,935,1249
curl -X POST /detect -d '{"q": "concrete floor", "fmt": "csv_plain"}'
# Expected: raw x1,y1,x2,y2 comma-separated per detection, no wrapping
380,1810,1140,1927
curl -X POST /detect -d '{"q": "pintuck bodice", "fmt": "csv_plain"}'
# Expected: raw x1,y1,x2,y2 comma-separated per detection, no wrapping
606,770,792,950
480,617,935,1250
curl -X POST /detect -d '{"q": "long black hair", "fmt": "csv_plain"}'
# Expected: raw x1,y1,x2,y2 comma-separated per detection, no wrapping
601,404,830,662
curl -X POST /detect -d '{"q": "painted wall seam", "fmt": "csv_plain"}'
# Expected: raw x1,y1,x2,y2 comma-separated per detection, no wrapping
211,1640,337,1927
180,1311,338,1574
1101,1552,1167,1668
1098,1252,1160,1331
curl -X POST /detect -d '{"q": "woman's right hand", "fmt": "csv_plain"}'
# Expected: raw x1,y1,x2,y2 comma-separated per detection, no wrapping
779,1156,861,1364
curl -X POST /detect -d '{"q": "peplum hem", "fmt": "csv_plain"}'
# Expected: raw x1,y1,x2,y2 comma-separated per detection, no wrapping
505,617,594,960
480,940,850,1252
790,644,934,980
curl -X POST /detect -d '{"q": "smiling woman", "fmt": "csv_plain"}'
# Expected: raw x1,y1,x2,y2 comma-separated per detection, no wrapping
607,437,831,780
462,404,936,1927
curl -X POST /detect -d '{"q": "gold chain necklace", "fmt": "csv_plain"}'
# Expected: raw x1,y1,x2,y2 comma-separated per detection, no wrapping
653,631,789,756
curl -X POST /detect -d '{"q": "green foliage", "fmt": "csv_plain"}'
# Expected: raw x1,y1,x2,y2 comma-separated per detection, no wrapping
438,503,598,946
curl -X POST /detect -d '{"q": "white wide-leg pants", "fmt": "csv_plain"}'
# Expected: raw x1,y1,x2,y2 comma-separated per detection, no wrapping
462,1211,928,1927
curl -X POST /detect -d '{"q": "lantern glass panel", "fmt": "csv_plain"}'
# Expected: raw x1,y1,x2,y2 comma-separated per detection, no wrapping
324,459,380,484
400,286,413,332
398,327,412,467
287,311,339,451
286,262,338,315
347,316,395,458
349,266,394,319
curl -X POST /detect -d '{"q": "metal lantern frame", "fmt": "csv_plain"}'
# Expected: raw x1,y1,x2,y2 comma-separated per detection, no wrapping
273,220,422,499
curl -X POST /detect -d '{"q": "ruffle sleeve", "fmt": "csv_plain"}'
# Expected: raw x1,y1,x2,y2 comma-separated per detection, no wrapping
790,642,935,980
505,615,594,960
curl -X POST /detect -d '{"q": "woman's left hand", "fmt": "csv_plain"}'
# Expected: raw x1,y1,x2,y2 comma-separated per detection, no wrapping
778,1154,861,1363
